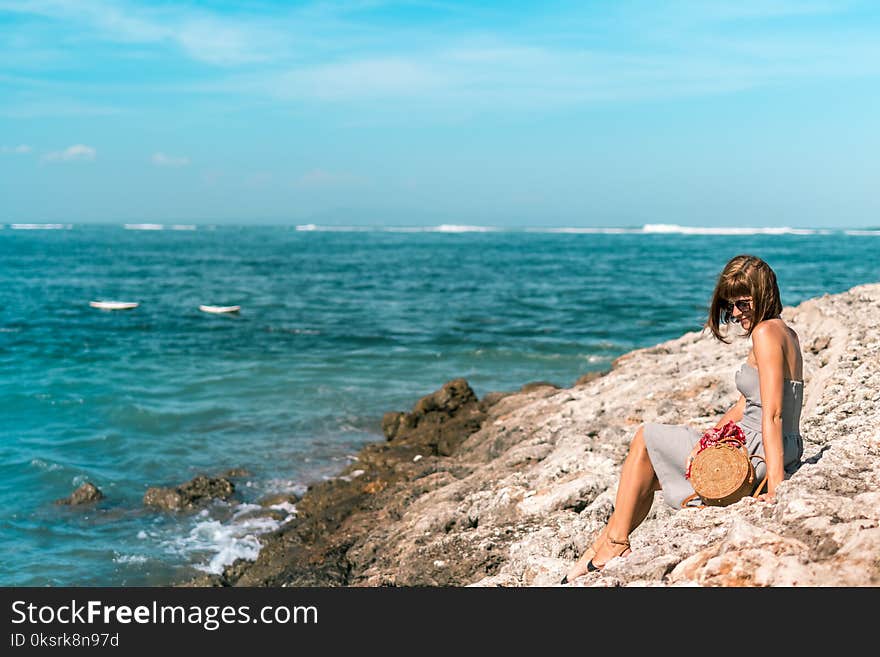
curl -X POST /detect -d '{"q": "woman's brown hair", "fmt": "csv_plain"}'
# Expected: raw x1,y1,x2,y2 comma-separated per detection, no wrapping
706,255,783,343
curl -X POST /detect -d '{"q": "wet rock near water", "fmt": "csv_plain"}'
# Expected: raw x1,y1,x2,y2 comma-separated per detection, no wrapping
55,482,104,506
180,378,502,587
257,493,301,508
381,378,487,456
222,468,251,478
144,475,235,510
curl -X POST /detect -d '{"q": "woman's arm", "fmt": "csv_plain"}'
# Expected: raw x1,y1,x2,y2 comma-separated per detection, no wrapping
752,324,786,497
714,394,746,429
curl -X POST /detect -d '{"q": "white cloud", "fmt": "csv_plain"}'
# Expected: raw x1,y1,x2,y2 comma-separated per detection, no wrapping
278,57,444,101
219,22,880,113
4,0,880,111
0,0,283,65
175,18,273,65
1,144,32,154
43,144,96,161
152,152,190,167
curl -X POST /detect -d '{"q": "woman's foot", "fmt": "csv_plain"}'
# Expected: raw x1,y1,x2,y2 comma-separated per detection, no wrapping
586,535,631,572
562,527,608,583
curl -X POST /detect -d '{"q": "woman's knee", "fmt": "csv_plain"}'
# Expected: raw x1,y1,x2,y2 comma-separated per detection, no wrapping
624,426,651,465
631,425,647,454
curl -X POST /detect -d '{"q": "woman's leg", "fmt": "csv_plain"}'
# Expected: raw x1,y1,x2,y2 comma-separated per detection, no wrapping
592,425,660,565
565,425,659,580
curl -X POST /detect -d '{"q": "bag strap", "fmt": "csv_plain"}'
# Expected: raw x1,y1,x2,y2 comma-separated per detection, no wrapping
749,454,768,498
752,477,768,497
680,493,704,509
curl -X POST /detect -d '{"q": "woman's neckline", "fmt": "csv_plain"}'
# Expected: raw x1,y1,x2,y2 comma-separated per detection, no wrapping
742,361,804,385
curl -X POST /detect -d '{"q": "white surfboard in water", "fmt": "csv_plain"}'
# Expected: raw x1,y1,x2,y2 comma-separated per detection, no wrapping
90,300,139,310
199,305,240,314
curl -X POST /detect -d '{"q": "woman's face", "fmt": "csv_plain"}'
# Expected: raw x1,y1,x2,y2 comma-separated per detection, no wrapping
727,296,753,331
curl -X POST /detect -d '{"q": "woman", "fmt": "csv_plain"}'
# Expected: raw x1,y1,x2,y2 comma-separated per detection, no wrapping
563,254,804,583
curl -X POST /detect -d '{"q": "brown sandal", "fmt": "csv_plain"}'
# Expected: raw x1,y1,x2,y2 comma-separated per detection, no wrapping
586,536,631,572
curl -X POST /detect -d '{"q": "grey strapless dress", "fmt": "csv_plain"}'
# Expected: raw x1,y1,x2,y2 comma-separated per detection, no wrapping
643,362,804,508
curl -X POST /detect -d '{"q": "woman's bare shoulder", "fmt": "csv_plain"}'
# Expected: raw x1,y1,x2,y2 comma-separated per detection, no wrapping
750,320,789,362
751,318,785,340
751,319,803,379
765,318,801,348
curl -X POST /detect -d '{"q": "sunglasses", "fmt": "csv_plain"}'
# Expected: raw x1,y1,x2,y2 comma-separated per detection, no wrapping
723,299,752,313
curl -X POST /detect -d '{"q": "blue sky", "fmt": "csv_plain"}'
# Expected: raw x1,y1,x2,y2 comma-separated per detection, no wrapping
1,0,879,227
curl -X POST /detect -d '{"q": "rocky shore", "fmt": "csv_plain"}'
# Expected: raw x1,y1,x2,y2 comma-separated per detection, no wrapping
183,282,880,587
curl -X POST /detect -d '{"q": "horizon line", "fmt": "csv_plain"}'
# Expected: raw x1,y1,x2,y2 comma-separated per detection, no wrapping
1,222,878,235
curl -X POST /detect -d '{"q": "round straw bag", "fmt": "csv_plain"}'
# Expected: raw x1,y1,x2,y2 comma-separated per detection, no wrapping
682,436,767,508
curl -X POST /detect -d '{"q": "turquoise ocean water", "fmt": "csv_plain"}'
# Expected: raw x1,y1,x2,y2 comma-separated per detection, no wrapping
1,223,877,586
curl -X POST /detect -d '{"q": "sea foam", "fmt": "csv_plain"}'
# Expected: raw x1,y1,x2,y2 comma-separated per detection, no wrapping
159,501,297,575
641,223,819,235
10,223,72,230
